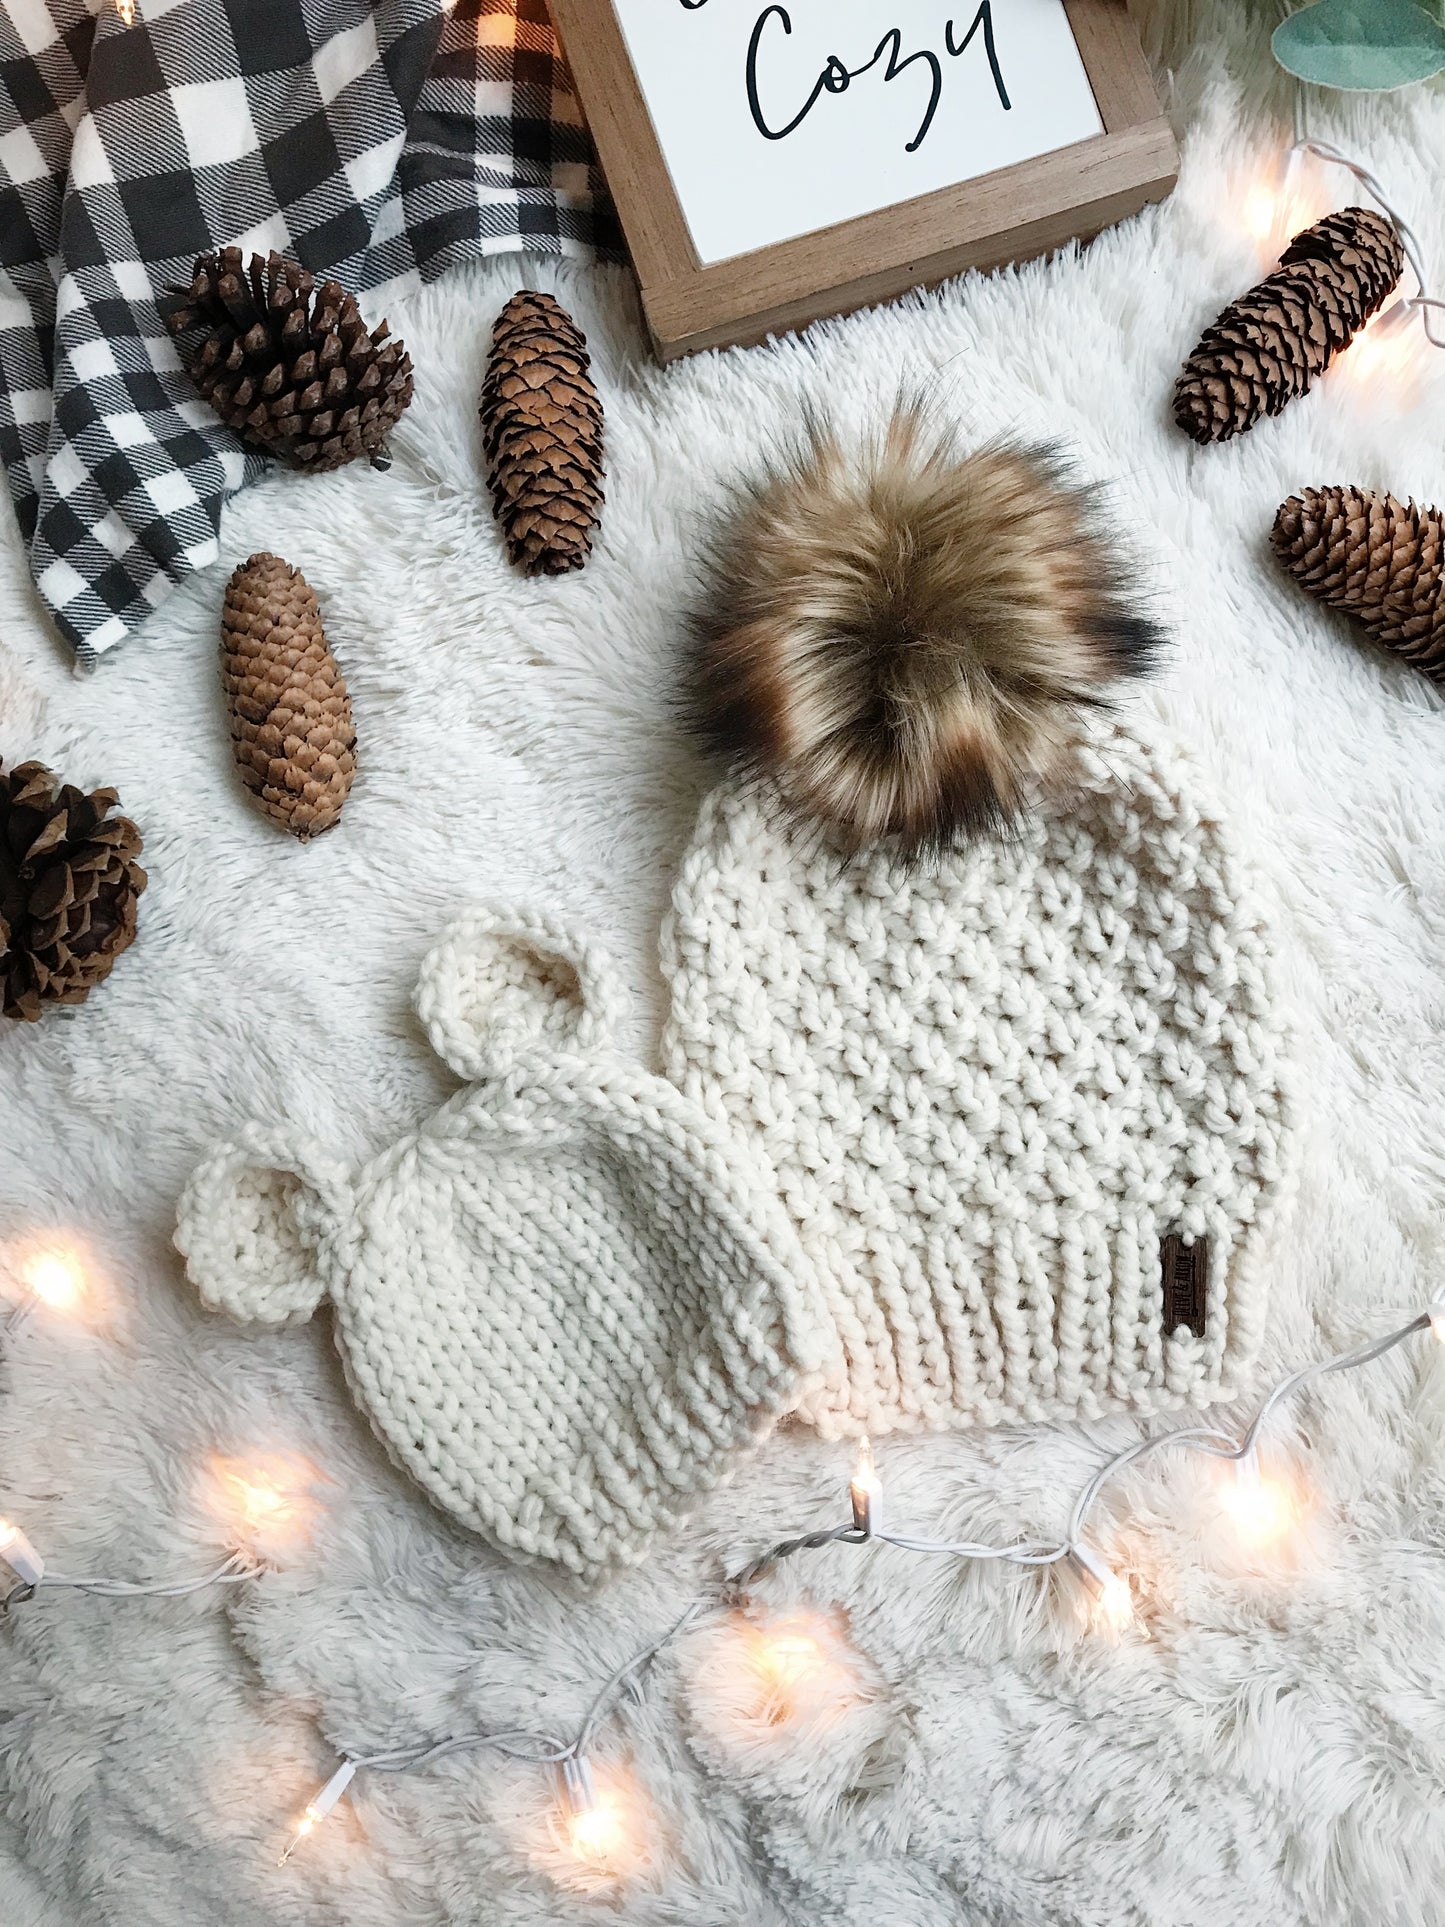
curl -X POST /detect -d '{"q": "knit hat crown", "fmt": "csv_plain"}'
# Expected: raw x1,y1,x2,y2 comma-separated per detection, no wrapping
660,723,1296,1439
177,909,835,1579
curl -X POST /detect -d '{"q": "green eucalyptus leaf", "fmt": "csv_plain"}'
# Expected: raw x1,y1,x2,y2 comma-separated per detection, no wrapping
1273,0,1445,89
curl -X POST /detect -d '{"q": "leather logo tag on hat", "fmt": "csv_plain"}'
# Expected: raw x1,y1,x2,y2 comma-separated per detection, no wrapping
1160,1234,1209,1336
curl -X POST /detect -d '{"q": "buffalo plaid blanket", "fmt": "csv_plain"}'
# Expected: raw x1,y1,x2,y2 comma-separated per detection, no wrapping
0,0,620,666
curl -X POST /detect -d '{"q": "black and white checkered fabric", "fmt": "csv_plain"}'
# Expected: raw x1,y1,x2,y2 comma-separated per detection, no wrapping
0,0,620,666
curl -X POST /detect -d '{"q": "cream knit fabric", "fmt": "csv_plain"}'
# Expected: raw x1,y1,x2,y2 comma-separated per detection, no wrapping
175,908,834,1580
660,723,1296,1439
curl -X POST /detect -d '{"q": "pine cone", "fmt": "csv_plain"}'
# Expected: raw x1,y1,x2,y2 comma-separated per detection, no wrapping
0,760,146,1021
1174,208,1404,444
1272,486,1445,686
221,554,356,839
480,290,604,574
167,248,413,472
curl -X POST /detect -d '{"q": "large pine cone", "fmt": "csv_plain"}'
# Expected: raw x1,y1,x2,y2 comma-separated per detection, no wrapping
480,290,604,574
1272,485,1444,686
221,554,356,839
167,249,413,472
1174,208,1404,444
1,761,146,1021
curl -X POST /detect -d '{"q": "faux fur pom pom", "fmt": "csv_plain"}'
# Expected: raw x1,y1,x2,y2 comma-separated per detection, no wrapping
685,407,1162,859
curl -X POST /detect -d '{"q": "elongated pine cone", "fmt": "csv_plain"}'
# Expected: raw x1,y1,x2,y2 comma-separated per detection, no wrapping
167,248,413,472
1,759,146,1021
480,290,604,574
221,554,356,839
1174,207,1404,444
1272,486,1444,686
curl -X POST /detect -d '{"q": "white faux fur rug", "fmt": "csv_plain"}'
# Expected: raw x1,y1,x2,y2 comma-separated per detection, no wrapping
5,8,1445,1923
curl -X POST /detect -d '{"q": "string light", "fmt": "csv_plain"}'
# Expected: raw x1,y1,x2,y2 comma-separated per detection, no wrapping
3,1279,1437,1879
3,1238,91,1342
1232,135,1443,405
713,1609,849,1730
1067,1543,1135,1636
0,1517,45,1587
563,1797,629,1874
753,1618,828,1696
849,1434,881,1536
1217,1449,1296,1548
557,1755,626,1867
1341,296,1420,391
266,1303,1436,1888
115,0,136,23
204,1450,320,1563
1241,143,1319,255
276,1597,698,1877
0,1513,253,1605
279,1761,355,1866
24,1251,83,1312
541,1757,654,1890
1273,140,1445,355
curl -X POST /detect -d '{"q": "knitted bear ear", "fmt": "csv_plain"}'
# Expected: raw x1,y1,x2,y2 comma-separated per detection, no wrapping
174,1126,351,1328
414,906,628,1082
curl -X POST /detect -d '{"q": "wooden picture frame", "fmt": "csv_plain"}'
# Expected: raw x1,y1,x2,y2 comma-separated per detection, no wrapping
549,0,1178,361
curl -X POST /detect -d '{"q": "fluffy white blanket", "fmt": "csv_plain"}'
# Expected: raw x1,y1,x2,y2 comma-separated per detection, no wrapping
4,6,1445,1921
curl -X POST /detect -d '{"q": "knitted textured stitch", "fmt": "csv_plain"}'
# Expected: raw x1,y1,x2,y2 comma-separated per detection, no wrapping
175,909,835,1580
660,724,1296,1439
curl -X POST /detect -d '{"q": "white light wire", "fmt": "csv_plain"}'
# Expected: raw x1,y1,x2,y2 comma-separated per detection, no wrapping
33,1552,256,1598
1066,1311,1430,1547
1292,138,1445,349
5,1303,1437,1856
330,1599,708,1788
273,1303,1440,1863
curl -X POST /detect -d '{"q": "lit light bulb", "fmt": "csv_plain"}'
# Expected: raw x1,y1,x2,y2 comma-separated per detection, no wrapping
24,1250,83,1311
0,1518,45,1587
1093,1572,1134,1634
1219,1453,1294,1547
282,1813,315,1860
237,1477,285,1524
1242,182,1279,244
701,1610,854,1741
1069,1543,1134,1635
757,1625,824,1691
115,0,136,22
850,1435,881,1536
1341,297,1417,390
557,1755,632,1873
751,1614,840,1725
279,1761,355,1866
542,1760,653,1890
1430,1288,1445,1344
1240,145,1310,258
206,1451,319,1560
567,1800,623,1864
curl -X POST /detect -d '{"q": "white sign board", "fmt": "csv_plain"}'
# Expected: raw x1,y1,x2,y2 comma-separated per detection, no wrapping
613,0,1106,265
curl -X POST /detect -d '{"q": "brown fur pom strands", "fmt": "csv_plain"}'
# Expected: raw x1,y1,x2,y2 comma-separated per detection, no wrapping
685,410,1161,858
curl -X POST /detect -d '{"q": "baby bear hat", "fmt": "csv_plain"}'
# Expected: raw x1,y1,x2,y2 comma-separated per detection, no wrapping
175,909,836,1581
660,722,1296,1440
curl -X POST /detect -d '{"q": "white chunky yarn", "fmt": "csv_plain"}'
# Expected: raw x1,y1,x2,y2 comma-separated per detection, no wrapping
660,723,1297,1439
176,910,835,1580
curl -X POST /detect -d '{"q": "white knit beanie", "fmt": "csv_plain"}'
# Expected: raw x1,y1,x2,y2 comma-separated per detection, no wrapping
660,723,1296,1439
175,908,835,1580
